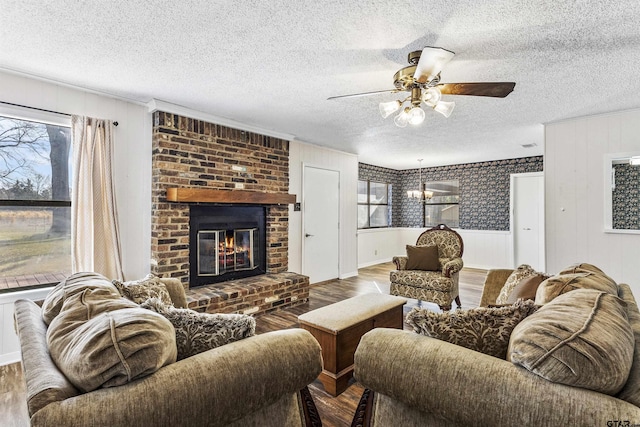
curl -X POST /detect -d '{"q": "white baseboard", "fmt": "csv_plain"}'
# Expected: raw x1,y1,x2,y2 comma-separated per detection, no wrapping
339,270,358,279
358,258,393,269
0,351,20,366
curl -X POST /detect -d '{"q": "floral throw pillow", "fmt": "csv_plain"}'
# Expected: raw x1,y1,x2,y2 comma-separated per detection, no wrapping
495,264,538,304
406,299,539,359
113,273,173,306
141,298,256,360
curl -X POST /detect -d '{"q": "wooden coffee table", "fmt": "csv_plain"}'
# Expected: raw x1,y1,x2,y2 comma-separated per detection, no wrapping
298,293,407,396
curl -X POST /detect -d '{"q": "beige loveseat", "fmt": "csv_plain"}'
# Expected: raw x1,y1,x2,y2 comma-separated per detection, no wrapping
354,265,640,426
14,273,323,427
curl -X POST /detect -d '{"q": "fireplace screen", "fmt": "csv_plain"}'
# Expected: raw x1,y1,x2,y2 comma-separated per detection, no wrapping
198,228,258,276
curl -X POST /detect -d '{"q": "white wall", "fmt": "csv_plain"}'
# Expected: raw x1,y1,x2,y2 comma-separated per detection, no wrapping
288,140,359,280
357,227,513,270
0,288,52,364
0,70,152,363
0,70,152,280
545,108,640,292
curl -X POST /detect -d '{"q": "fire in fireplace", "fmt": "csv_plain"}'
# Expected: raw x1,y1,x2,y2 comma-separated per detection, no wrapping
189,205,266,287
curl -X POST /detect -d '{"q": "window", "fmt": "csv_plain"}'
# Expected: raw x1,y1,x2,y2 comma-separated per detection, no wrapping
0,108,72,287
358,180,391,228
424,180,460,228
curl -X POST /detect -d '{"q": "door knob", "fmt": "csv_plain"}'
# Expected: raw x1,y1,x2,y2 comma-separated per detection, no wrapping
305,233,314,237
522,227,531,230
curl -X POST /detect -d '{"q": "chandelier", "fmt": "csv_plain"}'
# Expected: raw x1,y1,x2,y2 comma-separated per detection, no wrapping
379,86,455,127
407,159,434,200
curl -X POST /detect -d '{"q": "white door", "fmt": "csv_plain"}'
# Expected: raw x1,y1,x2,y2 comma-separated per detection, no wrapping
303,166,339,283
511,172,545,271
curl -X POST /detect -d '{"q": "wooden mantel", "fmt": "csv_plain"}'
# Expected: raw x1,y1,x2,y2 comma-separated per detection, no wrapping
166,187,296,205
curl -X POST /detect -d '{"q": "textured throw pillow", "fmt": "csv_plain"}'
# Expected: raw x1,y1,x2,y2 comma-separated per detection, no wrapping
535,271,619,305
141,298,256,360
405,299,539,359
158,277,188,308
509,289,634,395
495,264,538,305
405,245,440,271
505,274,548,304
114,273,173,305
559,262,617,286
46,288,177,392
41,272,119,325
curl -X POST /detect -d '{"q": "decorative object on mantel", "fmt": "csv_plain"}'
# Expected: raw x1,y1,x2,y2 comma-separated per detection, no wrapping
166,187,296,205
407,159,433,201
328,46,515,127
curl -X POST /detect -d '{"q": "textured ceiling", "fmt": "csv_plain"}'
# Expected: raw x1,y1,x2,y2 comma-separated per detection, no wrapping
2,1,640,169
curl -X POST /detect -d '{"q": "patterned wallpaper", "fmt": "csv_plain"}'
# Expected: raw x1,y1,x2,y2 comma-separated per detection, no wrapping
613,163,640,230
359,163,402,227
359,156,543,230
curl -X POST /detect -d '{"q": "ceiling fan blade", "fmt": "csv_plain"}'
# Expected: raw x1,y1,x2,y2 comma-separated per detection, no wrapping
327,89,399,100
437,82,516,98
413,47,455,84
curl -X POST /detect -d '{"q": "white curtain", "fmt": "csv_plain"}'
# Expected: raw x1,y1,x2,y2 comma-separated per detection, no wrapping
71,116,124,280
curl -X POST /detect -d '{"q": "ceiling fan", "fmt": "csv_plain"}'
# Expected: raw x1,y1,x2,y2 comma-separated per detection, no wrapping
328,47,516,127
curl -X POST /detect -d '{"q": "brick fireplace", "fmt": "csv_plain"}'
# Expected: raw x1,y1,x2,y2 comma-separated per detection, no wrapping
150,111,309,315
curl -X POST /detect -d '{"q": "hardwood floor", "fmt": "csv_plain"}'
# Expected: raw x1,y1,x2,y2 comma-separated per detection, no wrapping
0,262,486,426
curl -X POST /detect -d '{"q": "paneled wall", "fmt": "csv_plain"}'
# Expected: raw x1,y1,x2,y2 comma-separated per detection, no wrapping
289,141,359,279
0,70,152,280
0,70,151,364
358,228,512,270
545,108,640,292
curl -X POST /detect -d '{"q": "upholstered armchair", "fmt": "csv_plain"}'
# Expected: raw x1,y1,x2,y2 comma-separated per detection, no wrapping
390,224,464,310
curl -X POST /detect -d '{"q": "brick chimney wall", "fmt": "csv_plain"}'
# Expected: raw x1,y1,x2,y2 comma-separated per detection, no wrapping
150,111,291,288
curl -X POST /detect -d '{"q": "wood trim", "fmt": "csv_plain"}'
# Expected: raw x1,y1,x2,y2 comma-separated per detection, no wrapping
166,187,296,205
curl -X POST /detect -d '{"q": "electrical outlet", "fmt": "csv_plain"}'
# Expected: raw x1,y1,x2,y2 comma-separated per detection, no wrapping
235,183,244,189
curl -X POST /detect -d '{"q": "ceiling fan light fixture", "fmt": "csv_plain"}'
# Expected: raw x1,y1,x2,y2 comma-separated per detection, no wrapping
433,100,456,118
394,108,410,127
422,87,442,107
408,106,426,125
379,100,401,118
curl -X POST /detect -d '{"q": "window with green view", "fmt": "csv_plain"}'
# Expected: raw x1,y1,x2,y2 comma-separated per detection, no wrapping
0,110,72,281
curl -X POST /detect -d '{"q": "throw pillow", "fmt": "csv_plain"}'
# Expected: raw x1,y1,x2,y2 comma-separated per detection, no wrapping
141,298,256,360
534,272,619,305
559,262,617,285
405,245,440,271
113,273,173,305
505,274,548,304
508,289,634,395
46,288,177,393
495,264,537,305
405,299,539,359
41,272,120,325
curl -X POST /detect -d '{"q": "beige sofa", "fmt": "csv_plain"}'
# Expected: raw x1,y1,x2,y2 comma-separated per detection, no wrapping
14,274,323,427
354,267,640,426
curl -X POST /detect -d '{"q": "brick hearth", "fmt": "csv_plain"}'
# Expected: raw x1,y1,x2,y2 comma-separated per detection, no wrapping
186,272,309,315
151,111,308,316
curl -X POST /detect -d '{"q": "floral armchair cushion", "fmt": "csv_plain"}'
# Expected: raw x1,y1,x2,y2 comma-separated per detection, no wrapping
416,225,463,260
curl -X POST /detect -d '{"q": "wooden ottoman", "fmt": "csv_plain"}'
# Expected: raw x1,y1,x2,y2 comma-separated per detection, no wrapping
298,293,407,396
